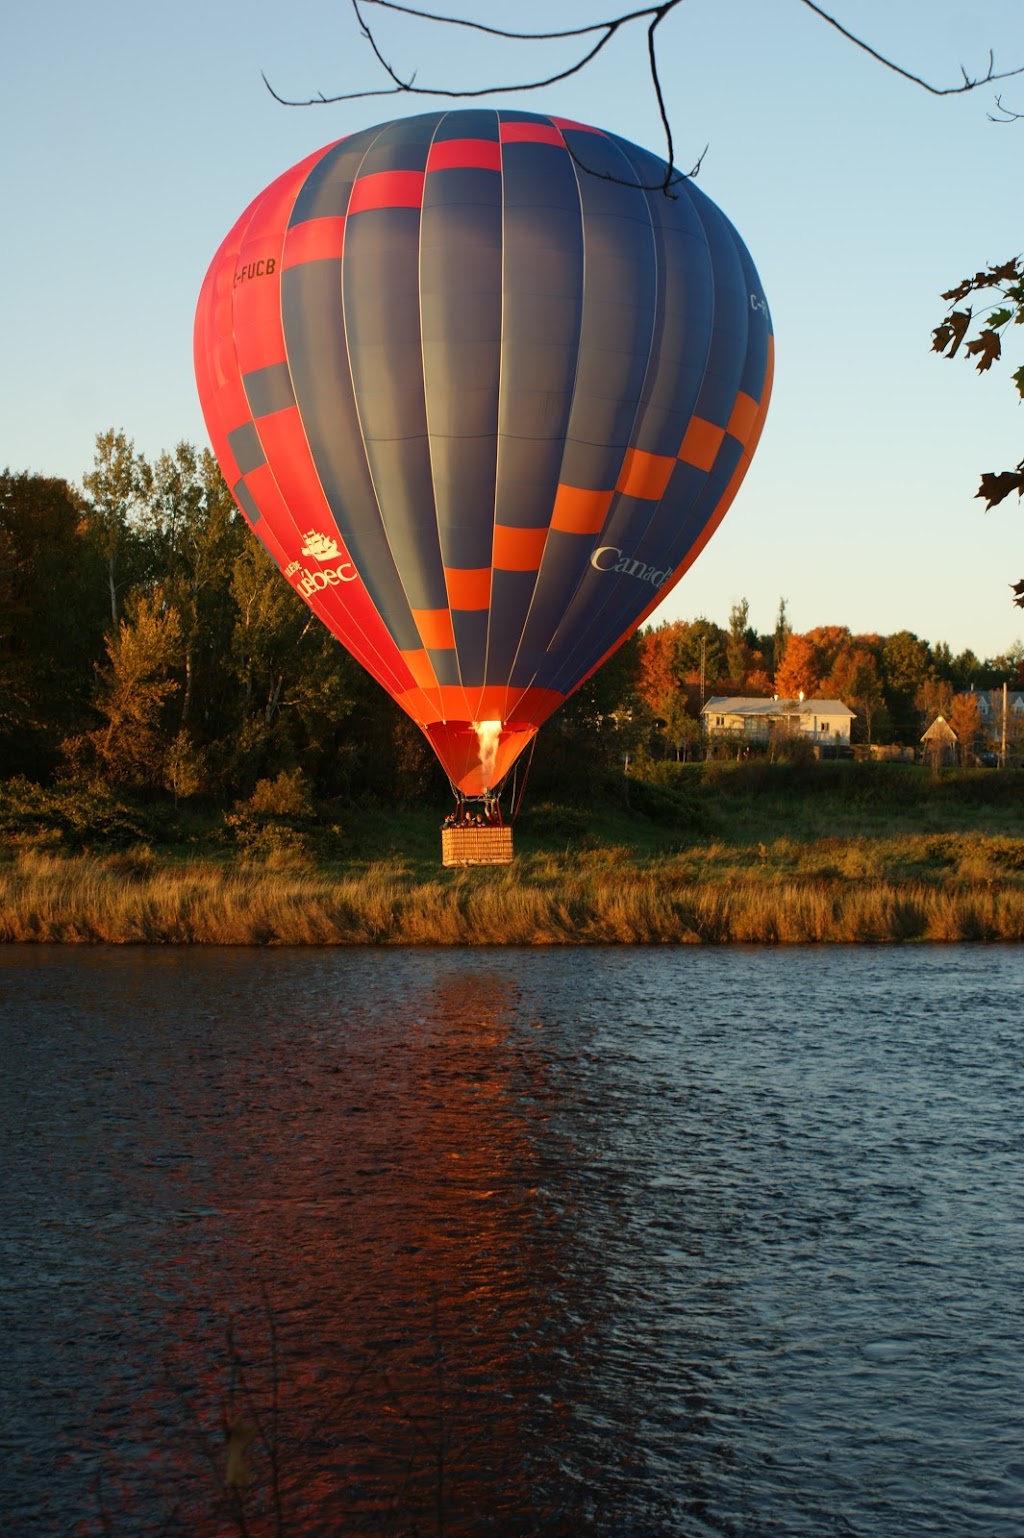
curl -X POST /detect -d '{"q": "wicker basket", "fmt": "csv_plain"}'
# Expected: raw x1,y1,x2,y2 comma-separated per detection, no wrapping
441,825,514,867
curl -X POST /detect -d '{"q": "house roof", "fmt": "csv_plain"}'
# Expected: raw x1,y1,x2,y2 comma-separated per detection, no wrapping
701,696,855,719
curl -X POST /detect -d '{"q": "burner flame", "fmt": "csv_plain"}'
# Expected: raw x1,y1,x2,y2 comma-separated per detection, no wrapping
472,720,502,788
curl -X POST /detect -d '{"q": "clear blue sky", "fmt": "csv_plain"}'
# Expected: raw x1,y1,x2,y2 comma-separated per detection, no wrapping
3,0,1022,658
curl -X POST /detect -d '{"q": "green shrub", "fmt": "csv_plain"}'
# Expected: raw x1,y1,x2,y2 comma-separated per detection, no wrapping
0,777,168,850
520,803,591,843
246,769,314,818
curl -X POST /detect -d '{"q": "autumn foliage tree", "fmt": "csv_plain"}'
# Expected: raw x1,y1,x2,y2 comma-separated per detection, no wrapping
78,589,183,787
774,633,821,699
948,691,983,766
829,644,887,744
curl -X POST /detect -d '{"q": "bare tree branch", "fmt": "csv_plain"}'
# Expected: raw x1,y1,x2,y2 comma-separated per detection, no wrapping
989,93,1023,122
263,0,1024,188
797,3,1023,96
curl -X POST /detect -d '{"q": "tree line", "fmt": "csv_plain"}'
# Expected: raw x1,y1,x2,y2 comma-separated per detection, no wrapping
638,601,1024,765
2,431,1021,810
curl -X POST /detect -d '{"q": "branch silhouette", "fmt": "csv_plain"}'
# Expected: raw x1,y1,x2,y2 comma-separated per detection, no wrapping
263,0,1024,186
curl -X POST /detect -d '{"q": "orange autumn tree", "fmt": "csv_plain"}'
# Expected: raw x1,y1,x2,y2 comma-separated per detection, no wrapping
635,621,689,758
636,622,683,714
805,625,852,681
948,692,983,766
830,644,887,743
774,632,821,699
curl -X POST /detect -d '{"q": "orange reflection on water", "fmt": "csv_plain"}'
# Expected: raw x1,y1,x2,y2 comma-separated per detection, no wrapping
141,968,594,1536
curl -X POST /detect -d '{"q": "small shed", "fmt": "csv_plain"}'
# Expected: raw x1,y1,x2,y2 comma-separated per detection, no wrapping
921,714,958,767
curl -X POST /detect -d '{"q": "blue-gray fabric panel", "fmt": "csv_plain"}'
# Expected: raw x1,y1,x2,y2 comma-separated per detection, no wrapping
287,130,381,226
343,204,447,614
631,159,717,456
451,610,488,688
730,230,773,395
507,132,658,690
421,163,502,573
484,570,540,686
484,137,584,689
227,421,265,476
539,494,680,696
554,130,656,484
679,187,750,428
541,458,724,697
243,361,296,419
509,530,592,689
232,478,262,524
432,109,499,143
495,150,583,520
281,257,421,653
661,438,745,566
427,437,498,570
354,112,438,172
542,435,742,698
426,648,463,688
542,187,755,691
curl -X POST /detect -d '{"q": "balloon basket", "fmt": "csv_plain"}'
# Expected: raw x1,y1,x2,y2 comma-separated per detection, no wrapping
441,825,514,867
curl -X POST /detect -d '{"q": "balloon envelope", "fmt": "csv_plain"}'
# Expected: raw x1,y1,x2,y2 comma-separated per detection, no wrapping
194,110,773,794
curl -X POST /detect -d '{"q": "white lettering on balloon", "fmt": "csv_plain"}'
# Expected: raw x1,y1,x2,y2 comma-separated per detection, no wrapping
295,564,358,597
590,547,672,588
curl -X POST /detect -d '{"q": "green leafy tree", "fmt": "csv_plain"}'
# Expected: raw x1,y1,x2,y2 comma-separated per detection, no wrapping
676,617,727,697
0,470,107,777
149,443,246,735
771,597,791,681
726,598,754,684
225,538,388,796
881,630,932,742
80,429,156,625
536,632,645,789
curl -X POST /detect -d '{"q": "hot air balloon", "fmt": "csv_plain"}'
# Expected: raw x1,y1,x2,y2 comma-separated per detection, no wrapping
194,109,772,817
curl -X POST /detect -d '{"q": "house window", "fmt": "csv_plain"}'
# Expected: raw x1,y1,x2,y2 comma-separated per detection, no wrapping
715,716,725,728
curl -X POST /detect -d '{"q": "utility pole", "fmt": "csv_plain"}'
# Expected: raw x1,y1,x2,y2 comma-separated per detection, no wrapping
700,636,708,759
1002,680,1008,768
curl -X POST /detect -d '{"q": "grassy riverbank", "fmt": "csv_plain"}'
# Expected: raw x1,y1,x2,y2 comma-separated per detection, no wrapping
3,762,1024,943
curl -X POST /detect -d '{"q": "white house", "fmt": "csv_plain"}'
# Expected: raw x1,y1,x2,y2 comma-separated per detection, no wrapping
701,696,855,746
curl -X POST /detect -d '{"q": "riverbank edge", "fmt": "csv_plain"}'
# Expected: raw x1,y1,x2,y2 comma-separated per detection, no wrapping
3,852,1024,944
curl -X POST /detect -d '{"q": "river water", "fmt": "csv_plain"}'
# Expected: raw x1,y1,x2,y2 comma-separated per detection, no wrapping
0,944,1021,1537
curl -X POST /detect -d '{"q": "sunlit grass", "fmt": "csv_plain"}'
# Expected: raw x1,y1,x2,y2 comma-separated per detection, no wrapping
4,834,1024,944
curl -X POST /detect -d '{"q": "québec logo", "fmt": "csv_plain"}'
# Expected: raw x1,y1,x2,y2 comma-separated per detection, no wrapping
300,530,341,561
283,530,357,595
590,546,672,588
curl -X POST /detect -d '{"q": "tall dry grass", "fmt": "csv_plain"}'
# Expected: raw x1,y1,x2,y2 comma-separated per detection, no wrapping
4,842,1024,944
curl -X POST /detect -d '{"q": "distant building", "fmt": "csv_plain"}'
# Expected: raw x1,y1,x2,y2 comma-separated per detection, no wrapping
958,689,1024,725
921,714,958,767
701,696,855,747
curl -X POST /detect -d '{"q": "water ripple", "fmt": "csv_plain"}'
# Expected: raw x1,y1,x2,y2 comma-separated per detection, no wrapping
0,944,1022,1536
